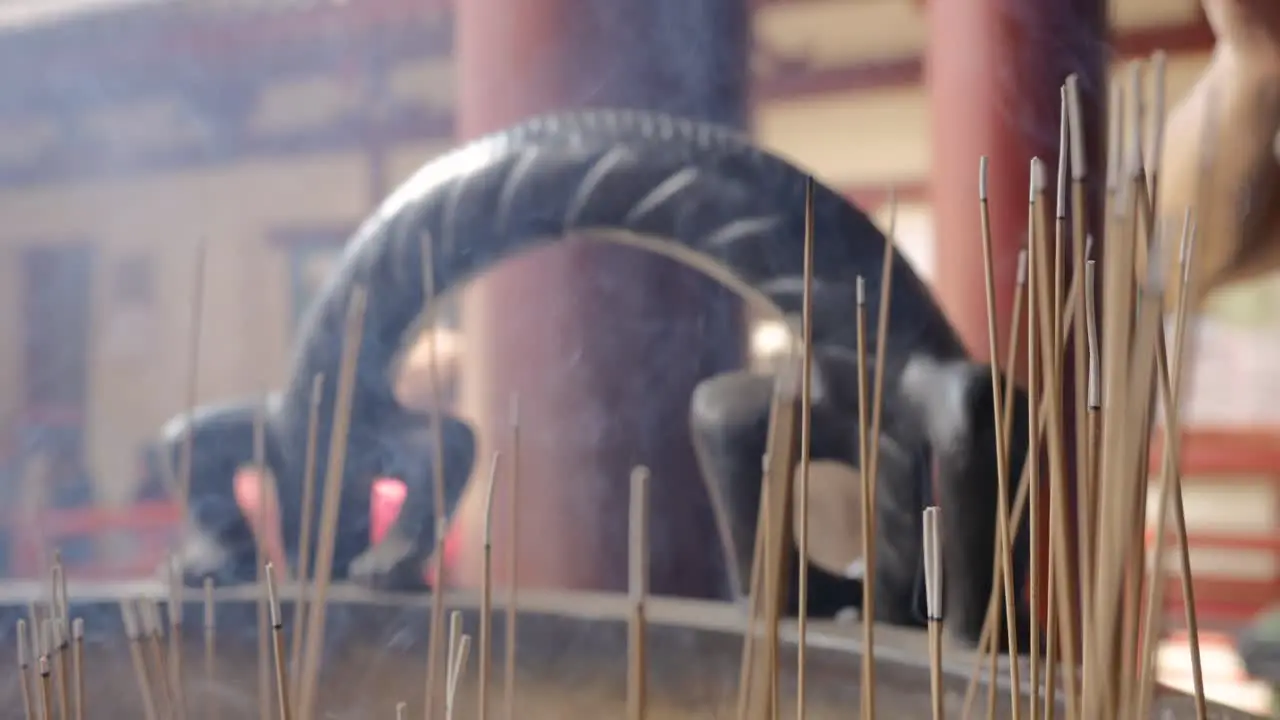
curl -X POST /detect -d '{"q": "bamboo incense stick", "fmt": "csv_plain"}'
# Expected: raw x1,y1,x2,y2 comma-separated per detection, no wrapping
448,610,463,690
177,239,207,536
796,174,816,720
71,618,83,720
923,506,944,720
961,247,1027,720
18,619,35,720
861,189,898,720
167,556,188,720
1032,156,1082,720
854,274,874,720
1135,214,1200,720
40,655,54,720
297,287,368,720
479,452,501,720
976,154,1023,719
503,396,520,720
627,466,650,720
54,617,71,720
1028,158,1044,720
445,634,472,720
253,405,274,720
265,562,294,720
288,372,324,703
141,599,174,718
204,578,218,720
421,232,450,720
121,600,159,720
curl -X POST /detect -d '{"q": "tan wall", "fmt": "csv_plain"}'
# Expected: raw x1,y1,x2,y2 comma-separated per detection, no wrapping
0,151,373,504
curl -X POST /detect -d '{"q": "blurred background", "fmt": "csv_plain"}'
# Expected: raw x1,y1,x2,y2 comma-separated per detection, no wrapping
0,0,1274,711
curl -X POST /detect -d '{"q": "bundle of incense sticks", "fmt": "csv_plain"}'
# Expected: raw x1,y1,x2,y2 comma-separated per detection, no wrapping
955,55,1212,720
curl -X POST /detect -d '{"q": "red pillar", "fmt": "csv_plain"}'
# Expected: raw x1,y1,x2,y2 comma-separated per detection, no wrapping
926,0,1106,634
449,0,749,595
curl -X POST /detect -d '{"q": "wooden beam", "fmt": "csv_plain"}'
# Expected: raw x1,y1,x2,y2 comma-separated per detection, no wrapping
754,19,1215,100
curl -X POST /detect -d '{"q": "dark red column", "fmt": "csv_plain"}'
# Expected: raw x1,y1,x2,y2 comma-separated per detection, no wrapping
926,0,1107,635
449,0,749,596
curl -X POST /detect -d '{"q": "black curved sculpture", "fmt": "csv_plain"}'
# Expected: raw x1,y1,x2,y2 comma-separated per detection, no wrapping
148,110,1030,645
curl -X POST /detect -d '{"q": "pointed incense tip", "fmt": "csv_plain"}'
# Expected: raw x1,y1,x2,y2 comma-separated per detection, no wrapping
856,275,866,305
1016,249,1028,286
978,156,989,201
72,618,83,640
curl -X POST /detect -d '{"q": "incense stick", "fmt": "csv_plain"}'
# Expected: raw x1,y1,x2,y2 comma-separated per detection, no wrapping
71,618,84,720
503,396,520,720
854,274,874,720
177,239,208,538
141,599,174,718
167,555,188,720
204,578,218,720
862,190,897,720
289,372,324,704
253,405,274,720
1028,158,1044,720
479,452,501,720
421,231,450,720
976,155,1023,718
18,618,35,720
121,600,159,720
627,466,650,720
39,655,54,720
265,562,294,720
297,287,368,720
445,634,472,720
923,506,944,720
796,175,816,720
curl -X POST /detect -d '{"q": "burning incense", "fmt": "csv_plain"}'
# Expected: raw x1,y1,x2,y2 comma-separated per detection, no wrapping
628,466,651,720
923,506,944,720
479,452,501,720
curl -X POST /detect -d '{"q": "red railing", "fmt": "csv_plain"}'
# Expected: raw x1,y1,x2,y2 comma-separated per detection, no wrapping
8,500,181,579
1147,429,1280,629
